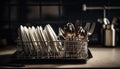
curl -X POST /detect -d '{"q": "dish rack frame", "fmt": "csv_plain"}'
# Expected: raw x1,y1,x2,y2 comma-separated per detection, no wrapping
15,38,89,64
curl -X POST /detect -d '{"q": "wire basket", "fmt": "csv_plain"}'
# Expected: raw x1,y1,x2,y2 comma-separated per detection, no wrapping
16,39,88,60
13,23,95,64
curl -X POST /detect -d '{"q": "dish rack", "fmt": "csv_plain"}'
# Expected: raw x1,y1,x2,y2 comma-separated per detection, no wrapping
15,39,89,64
13,24,94,64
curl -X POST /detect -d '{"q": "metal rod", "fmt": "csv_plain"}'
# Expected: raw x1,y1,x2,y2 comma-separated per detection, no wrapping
103,9,106,18
83,4,120,11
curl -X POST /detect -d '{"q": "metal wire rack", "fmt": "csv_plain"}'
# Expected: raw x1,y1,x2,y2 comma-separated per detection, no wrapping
16,39,88,60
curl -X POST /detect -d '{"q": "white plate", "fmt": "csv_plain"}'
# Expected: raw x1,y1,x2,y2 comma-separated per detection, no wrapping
44,25,50,41
45,24,59,53
34,26,47,56
20,25,30,55
28,26,39,56
48,24,62,50
23,26,33,56
40,26,47,42
44,25,54,55
36,26,47,55
28,27,36,56
47,24,58,40
43,26,52,54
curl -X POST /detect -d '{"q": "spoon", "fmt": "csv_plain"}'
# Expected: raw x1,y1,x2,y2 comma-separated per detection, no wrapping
63,23,76,40
58,27,65,40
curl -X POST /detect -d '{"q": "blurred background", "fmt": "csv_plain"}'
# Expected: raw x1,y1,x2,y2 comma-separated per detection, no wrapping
0,0,120,47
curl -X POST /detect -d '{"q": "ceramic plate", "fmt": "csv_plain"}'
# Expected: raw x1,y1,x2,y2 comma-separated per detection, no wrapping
20,25,30,56
45,24,59,54
23,26,33,56
28,26,39,56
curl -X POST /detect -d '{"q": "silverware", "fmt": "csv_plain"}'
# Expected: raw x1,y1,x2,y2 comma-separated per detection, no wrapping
103,18,110,25
88,23,96,36
77,27,87,39
58,27,65,40
63,23,76,40
84,22,91,32
75,19,82,33
84,22,96,36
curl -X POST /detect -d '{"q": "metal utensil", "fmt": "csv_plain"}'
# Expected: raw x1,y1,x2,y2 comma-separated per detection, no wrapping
64,23,76,40
88,23,96,36
103,18,110,25
84,22,96,36
77,27,87,39
58,27,65,40
84,22,91,32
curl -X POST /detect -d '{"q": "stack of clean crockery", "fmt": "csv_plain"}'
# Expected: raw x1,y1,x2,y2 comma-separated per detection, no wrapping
19,24,62,58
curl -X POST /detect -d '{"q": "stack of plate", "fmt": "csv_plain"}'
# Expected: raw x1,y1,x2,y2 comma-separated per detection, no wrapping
19,24,62,58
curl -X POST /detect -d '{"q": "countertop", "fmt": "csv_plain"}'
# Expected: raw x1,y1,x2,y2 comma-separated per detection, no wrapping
0,46,120,68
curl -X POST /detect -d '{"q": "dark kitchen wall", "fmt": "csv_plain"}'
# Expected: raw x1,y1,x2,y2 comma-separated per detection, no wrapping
0,0,120,46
